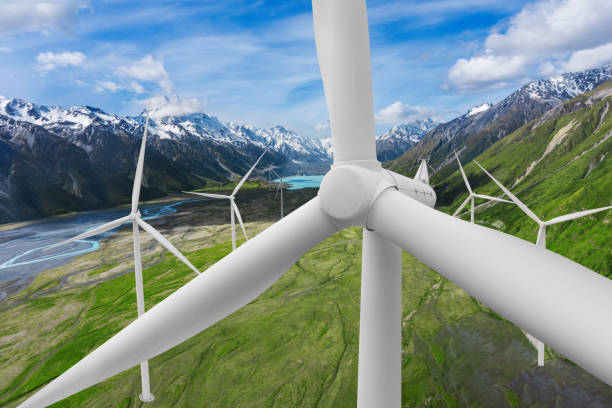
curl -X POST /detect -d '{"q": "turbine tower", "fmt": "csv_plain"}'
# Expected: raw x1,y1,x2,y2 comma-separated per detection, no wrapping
17,2,612,407
475,159,612,366
44,110,201,402
453,152,512,223
185,151,266,250
273,170,284,219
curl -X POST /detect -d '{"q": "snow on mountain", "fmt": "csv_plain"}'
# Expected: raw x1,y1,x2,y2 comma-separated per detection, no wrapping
0,97,331,166
523,64,612,101
375,119,438,162
388,64,612,173
0,98,123,129
466,103,493,117
317,119,437,162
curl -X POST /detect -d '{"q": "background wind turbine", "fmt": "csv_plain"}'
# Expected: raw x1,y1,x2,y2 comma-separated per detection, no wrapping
475,159,612,366
186,151,266,250
17,1,612,407
44,110,201,402
262,165,276,191
273,170,284,219
454,152,512,223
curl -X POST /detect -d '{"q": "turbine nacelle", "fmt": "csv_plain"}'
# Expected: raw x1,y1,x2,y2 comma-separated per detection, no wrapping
319,162,436,228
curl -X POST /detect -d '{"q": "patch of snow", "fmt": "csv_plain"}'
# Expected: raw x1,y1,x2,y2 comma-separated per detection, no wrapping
466,103,492,116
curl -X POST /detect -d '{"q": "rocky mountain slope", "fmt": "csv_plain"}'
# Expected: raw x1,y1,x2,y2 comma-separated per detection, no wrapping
0,98,331,223
388,65,612,177
375,119,437,161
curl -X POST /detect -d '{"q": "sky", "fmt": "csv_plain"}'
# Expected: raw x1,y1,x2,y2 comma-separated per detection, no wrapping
0,0,611,138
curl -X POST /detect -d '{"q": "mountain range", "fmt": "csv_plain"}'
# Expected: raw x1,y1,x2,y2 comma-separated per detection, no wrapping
0,99,335,223
2,65,611,223
374,119,438,161
387,64,612,177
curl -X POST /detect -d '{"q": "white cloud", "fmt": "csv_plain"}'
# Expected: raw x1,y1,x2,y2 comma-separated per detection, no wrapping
559,43,612,73
0,0,88,37
485,0,612,57
35,51,86,72
375,101,440,124
448,0,612,92
0,46,11,53
143,94,203,119
448,54,527,92
117,55,172,93
314,121,330,131
95,79,145,94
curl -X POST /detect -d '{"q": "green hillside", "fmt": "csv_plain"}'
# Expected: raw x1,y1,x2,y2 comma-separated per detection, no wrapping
431,81,612,274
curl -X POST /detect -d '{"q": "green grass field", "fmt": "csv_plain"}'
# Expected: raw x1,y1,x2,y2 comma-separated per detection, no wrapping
3,213,612,407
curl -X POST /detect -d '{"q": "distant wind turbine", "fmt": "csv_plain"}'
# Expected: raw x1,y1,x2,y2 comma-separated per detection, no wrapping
454,153,512,223
273,170,284,219
45,110,200,402
186,151,266,250
475,159,612,366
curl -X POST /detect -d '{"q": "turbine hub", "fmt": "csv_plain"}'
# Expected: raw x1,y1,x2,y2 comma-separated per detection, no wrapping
318,163,395,227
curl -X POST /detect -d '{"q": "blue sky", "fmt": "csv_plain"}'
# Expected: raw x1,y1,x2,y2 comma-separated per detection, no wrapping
0,0,611,137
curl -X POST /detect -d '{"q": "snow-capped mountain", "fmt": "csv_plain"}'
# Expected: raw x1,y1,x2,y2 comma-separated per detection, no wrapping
0,98,330,165
388,64,612,173
319,119,438,162
523,65,612,101
0,98,331,222
376,119,438,161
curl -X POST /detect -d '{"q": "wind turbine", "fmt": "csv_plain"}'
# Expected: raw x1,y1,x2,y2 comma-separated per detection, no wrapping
43,110,201,403
474,159,612,366
185,151,266,250
453,152,512,223
273,170,284,219
18,2,612,407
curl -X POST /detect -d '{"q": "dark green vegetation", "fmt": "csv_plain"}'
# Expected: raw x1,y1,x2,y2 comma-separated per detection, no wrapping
2,183,612,407
194,180,268,192
432,82,612,274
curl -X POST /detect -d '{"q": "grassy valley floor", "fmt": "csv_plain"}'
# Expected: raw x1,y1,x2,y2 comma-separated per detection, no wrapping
2,188,612,407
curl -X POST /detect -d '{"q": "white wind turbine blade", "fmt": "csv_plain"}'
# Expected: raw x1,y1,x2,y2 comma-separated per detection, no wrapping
17,197,338,408
45,215,132,251
473,160,542,224
473,193,513,204
453,196,471,217
135,218,200,276
231,200,248,241
312,0,376,163
132,110,150,214
414,159,429,185
369,189,612,387
544,205,612,225
455,152,472,194
232,150,266,196
183,191,230,200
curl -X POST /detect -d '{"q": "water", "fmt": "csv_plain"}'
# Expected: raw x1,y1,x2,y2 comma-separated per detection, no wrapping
0,176,323,297
273,175,324,190
0,198,206,297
